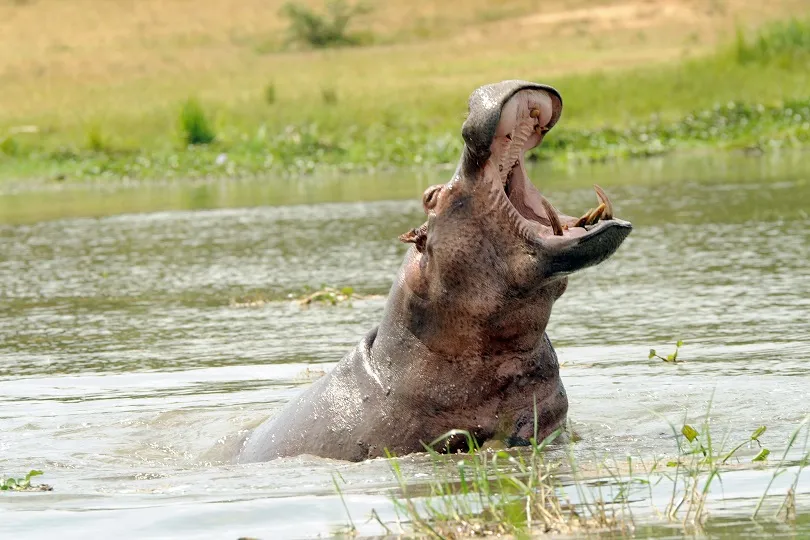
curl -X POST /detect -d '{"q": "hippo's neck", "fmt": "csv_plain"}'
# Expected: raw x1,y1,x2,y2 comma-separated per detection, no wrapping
370,257,564,403
384,250,568,360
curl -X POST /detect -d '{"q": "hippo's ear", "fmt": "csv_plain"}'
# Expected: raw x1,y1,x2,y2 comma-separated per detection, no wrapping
459,80,563,174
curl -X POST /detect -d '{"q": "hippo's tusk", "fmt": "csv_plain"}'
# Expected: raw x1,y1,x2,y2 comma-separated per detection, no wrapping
585,203,606,226
573,210,591,228
538,194,564,236
530,108,542,119
593,184,614,220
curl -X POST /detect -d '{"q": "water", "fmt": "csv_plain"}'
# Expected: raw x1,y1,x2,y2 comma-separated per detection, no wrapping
1,153,809,538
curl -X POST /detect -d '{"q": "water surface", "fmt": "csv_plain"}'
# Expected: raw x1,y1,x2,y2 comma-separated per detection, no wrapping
1,153,809,538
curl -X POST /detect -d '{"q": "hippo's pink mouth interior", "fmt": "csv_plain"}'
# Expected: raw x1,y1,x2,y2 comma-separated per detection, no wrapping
487,89,622,241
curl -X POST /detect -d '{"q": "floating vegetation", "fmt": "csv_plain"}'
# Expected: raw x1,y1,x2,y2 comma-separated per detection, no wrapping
298,286,359,306
650,339,684,363
1,470,52,492
228,286,377,308
229,292,275,308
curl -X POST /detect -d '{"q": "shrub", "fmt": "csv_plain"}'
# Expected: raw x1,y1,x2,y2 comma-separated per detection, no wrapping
86,125,107,152
735,18,810,66
179,98,216,146
264,82,277,105
321,86,338,105
280,0,372,49
0,136,18,156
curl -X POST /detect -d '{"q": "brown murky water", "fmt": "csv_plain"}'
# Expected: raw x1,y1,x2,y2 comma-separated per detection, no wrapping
1,153,809,538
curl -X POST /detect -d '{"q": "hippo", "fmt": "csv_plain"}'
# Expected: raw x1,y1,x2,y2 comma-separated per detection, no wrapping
237,80,632,462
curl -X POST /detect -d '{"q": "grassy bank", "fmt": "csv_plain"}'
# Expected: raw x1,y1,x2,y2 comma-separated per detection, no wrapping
2,1,810,182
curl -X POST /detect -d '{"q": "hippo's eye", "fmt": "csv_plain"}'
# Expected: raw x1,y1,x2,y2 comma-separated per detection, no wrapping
422,185,442,211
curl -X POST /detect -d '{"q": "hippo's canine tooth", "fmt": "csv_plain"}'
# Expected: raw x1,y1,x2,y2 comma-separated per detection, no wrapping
539,194,564,236
593,184,614,220
530,108,541,118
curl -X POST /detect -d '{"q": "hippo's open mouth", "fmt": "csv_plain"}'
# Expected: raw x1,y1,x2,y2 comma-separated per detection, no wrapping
487,88,631,245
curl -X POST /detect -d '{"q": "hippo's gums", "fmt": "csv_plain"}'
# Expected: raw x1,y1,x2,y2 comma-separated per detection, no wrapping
237,80,632,462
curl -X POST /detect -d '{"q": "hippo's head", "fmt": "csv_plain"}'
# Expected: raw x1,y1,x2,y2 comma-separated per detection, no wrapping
398,80,631,356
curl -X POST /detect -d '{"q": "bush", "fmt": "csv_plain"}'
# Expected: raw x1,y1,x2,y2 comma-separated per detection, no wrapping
321,86,338,105
264,82,277,105
280,0,371,49
179,98,216,145
0,136,19,156
86,125,107,152
735,18,810,66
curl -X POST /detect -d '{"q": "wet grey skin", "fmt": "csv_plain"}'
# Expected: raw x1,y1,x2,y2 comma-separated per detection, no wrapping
237,80,632,462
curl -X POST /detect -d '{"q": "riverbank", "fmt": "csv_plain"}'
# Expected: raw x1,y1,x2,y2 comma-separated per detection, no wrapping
1,2,810,183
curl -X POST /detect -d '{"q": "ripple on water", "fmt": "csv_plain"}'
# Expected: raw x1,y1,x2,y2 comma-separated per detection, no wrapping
1,159,809,537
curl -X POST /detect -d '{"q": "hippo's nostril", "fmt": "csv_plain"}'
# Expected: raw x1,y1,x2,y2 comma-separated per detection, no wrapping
422,184,442,211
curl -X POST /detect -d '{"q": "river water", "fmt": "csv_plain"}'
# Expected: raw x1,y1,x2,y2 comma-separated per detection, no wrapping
1,153,809,538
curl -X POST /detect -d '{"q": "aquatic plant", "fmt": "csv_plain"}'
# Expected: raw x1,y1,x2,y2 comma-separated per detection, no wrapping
179,98,216,146
1,470,52,492
649,339,684,363
298,285,356,306
755,414,810,521
351,408,809,536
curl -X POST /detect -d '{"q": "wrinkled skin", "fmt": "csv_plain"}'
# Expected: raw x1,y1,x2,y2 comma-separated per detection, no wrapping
237,80,632,463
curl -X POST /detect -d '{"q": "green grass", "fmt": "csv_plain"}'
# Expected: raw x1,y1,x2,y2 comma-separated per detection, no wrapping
3,17,810,183
735,17,810,66
360,410,810,537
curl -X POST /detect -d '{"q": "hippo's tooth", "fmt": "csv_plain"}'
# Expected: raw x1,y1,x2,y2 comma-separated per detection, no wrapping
530,108,542,118
534,125,549,136
593,184,614,220
585,203,606,225
573,210,592,228
538,194,564,236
